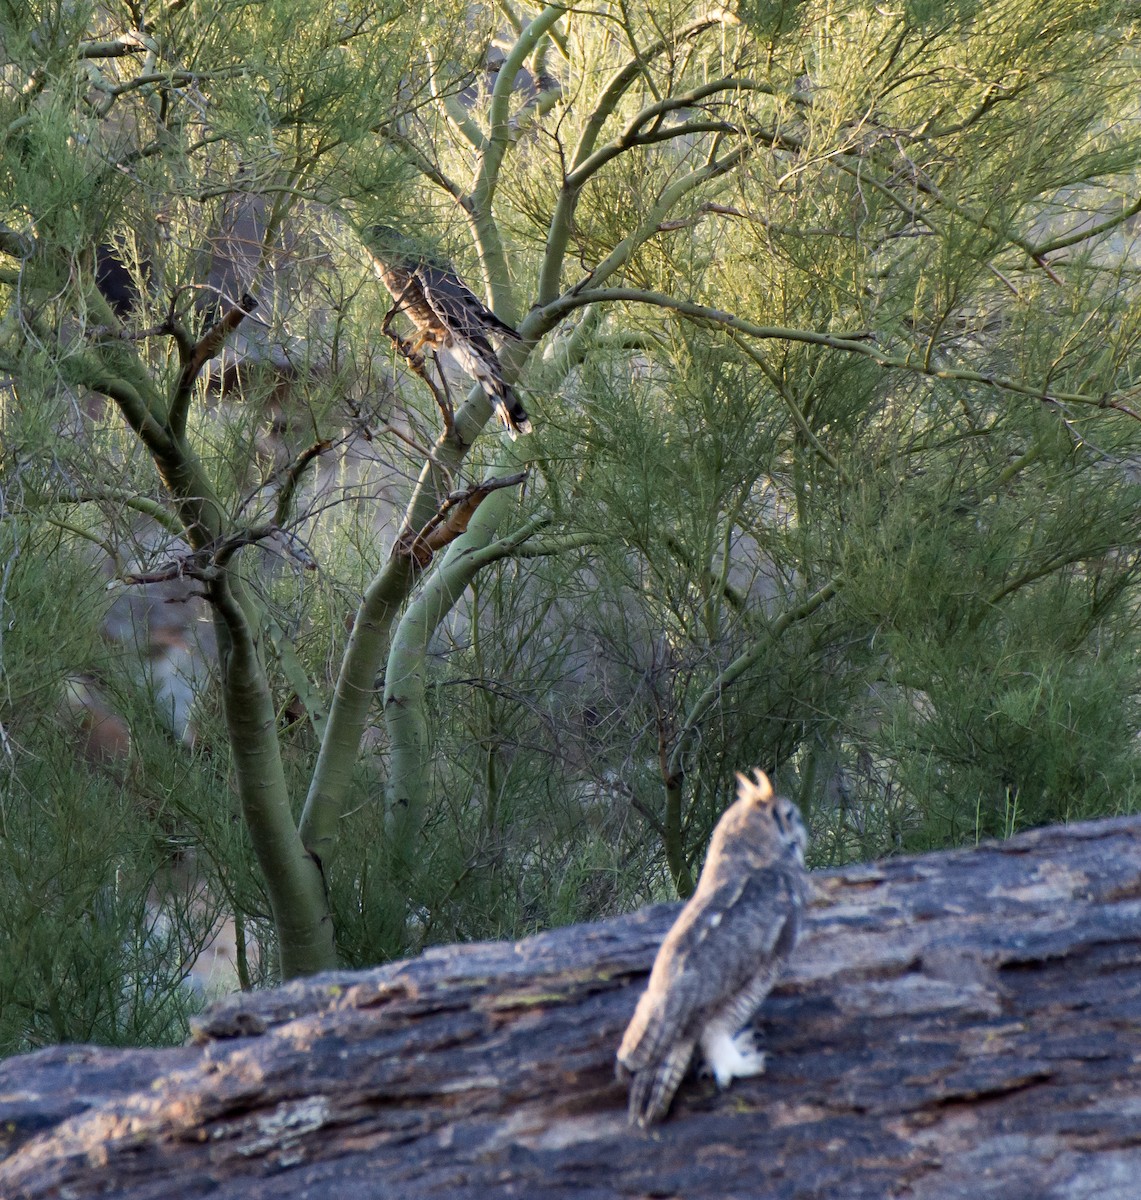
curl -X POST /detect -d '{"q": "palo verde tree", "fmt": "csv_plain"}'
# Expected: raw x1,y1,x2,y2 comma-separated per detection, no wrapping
1,0,1139,1023
352,0,1141,892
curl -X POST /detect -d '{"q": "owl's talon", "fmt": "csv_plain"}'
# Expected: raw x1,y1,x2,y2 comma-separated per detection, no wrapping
731,1028,767,1078
702,1024,768,1088
732,1027,760,1053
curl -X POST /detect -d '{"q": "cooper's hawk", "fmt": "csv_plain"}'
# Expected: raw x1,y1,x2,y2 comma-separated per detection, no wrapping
362,226,532,438
616,769,809,1127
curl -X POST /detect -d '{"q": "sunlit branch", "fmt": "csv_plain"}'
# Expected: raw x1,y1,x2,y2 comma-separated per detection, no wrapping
539,13,744,302
425,43,485,151
534,286,1141,419
75,33,153,59
379,127,470,206
536,140,753,309
565,111,747,190
62,489,183,536
476,4,568,211
571,16,735,171
1029,195,1141,257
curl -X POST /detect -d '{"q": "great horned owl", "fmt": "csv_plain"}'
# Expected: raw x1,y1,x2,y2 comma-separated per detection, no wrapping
361,225,532,438
616,770,808,1127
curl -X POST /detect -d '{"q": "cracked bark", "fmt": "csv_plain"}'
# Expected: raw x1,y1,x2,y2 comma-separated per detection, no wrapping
2,815,1140,1199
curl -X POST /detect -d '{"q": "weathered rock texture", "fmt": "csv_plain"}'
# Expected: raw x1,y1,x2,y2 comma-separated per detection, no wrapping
2,816,1140,1199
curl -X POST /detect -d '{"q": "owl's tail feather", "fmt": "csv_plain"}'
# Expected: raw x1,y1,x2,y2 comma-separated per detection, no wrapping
626,1041,695,1127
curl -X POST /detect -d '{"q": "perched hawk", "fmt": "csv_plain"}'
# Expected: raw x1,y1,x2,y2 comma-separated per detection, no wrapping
362,226,532,438
617,770,809,1127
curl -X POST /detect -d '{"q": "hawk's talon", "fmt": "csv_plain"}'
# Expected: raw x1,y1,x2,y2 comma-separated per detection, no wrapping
399,339,426,371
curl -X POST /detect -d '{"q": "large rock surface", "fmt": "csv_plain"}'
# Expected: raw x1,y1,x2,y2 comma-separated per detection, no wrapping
2,816,1140,1199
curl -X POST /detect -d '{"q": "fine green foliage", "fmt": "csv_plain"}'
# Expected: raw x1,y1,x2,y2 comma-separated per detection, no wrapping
0,0,1139,1047
0,529,217,1054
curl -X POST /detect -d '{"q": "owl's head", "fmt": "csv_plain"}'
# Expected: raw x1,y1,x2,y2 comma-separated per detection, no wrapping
735,769,808,865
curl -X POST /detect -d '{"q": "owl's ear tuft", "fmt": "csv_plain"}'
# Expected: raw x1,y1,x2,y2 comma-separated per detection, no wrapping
736,768,774,805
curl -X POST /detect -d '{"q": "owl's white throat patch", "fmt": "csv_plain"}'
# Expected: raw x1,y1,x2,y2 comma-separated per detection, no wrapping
700,1024,768,1089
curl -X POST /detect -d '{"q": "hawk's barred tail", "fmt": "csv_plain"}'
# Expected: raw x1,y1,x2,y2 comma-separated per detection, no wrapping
451,342,533,439
496,385,533,439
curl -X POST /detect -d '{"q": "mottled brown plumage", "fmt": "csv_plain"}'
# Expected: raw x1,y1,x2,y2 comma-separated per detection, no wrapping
363,226,532,438
617,770,808,1127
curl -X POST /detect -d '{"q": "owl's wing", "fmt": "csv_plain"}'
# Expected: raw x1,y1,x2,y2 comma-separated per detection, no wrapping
618,864,803,1076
